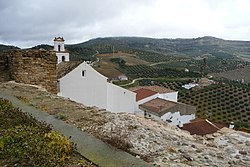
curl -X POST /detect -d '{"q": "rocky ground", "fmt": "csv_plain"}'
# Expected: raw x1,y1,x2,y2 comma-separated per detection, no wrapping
0,81,249,167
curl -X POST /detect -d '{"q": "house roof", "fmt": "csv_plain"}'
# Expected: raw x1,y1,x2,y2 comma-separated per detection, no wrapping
139,98,177,116
133,88,157,101
57,61,83,79
129,86,175,94
54,37,65,42
182,119,227,136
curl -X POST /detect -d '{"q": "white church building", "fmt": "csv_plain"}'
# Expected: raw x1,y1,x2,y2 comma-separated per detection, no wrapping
54,37,70,64
57,62,136,113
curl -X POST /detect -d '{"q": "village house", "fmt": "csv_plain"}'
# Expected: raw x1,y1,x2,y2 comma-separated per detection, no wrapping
139,98,196,126
128,86,196,125
118,75,128,81
182,83,199,90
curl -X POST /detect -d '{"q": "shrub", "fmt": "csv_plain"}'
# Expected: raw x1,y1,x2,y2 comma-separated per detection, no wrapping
0,98,74,166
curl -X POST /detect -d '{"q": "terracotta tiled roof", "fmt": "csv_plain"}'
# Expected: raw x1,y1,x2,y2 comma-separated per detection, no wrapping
133,88,157,101
57,61,82,79
139,98,177,116
129,86,175,93
182,119,227,136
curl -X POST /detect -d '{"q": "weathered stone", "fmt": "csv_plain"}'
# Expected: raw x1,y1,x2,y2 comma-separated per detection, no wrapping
178,149,186,153
206,143,217,148
235,155,241,159
183,153,194,161
206,135,215,141
5,50,57,94
239,151,247,155
181,142,189,146
196,149,203,153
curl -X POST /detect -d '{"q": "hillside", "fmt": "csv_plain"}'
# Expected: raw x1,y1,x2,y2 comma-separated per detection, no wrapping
179,83,250,128
2,36,250,74
71,36,250,59
67,36,250,74
3,36,250,60
1,81,250,166
0,44,19,52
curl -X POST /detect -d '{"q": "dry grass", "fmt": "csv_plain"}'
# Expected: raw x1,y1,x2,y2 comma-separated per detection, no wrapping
94,51,149,78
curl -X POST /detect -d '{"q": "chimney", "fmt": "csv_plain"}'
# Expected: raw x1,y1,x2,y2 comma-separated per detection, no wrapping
178,120,183,128
229,122,234,129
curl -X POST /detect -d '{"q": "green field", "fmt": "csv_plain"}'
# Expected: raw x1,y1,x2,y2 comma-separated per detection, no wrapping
179,84,250,129
238,54,250,58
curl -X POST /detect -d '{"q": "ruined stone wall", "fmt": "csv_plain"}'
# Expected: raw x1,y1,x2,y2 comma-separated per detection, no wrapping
7,50,57,94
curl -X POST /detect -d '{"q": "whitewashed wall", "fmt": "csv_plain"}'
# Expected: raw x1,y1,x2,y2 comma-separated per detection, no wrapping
58,62,108,109
144,111,195,126
161,112,195,126
54,41,65,51
158,92,178,102
107,83,136,113
56,52,70,64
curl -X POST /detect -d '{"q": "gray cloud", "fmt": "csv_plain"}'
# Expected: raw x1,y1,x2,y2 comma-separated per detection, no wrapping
0,0,250,48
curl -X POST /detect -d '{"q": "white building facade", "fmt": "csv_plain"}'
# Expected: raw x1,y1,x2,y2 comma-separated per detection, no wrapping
58,62,136,113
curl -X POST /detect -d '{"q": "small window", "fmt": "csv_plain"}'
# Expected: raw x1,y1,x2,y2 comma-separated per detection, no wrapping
58,45,61,52
82,70,86,77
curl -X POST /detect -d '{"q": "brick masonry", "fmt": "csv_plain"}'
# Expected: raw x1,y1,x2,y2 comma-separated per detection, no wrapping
6,50,57,94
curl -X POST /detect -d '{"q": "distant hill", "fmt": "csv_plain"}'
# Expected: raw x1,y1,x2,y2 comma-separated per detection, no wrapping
9,36,250,62
0,44,19,52
30,44,53,51
70,36,250,60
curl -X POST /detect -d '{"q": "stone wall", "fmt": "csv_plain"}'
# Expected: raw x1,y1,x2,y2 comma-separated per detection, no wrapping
7,50,57,94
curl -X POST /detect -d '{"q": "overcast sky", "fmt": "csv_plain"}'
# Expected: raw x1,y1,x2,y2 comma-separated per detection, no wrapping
1,0,250,48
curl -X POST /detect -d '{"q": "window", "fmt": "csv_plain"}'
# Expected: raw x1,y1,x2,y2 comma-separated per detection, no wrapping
82,70,86,77
62,56,65,62
58,45,61,52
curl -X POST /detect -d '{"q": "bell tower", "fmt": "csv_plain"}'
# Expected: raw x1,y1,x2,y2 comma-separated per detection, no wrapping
53,37,70,64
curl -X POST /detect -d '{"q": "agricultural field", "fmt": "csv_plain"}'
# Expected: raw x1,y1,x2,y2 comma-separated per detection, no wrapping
137,79,192,91
93,55,123,78
122,64,201,79
212,65,250,83
97,52,149,66
94,51,150,78
94,65,123,79
179,84,250,129
0,99,93,167
137,52,189,63
147,57,250,73
238,53,250,62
